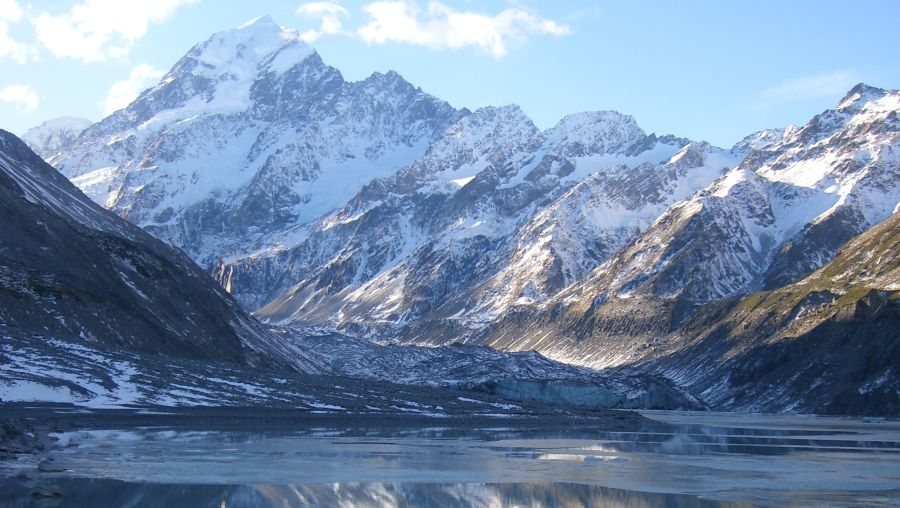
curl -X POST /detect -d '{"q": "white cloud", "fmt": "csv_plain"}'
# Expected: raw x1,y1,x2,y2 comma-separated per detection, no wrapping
296,2,349,42
103,63,164,115
0,0,37,63
0,84,38,112
356,0,569,58
0,0,24,22
32,0,199,62
758,70,860,106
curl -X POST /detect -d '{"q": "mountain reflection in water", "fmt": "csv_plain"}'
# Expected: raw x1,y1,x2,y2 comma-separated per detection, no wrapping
0,411,898,507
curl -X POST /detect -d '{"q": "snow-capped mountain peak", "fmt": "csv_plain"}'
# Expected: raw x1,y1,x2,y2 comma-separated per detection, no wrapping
836,82,891,111
543,110,646,155
21,116,92,160
133,16,315,122
731,127,796,154
52,16,461,268
192,14,312,76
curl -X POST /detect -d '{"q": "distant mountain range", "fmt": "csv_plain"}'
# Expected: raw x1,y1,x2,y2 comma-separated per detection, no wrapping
21,16,900,415
2,127,693,411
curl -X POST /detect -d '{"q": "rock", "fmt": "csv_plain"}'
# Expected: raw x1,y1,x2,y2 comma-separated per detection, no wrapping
37,459,66,473
0,418,43,457
31,482,62,498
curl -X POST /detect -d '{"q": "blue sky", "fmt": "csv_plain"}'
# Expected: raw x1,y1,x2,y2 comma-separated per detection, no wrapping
1,0,898,147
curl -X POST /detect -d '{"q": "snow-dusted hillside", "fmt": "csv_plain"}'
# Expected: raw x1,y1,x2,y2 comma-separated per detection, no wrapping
51,16,461,267
486,84,900,369
635,210,900,416
21,117,92,161
0,128,322,374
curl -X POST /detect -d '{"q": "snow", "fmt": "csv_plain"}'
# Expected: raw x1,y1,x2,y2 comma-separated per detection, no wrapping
450,175,476,187
0,381,74,403
562,141,683,185
184,16,313,114
306,402,345,411
69,166,119,207
758,154,835,188
53,16,460,270
21,116,92,159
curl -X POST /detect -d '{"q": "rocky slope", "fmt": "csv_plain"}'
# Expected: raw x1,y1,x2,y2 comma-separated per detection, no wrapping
2,127,703,411
41,17,748,342
34,17,898,415
0,129,318,372
638,210,899,415
484,84,899,368
241,109,739,342
21,117,92,161
285,330,700,410
51,16,461,268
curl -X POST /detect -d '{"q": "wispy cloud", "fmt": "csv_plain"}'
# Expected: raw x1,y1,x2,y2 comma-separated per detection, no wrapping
295,1,569,58
102,63,164,115
32,0,199,62
356,1,569,58
0,0,38,63
296,2,349,42
0,83,39,112
757,70,860,107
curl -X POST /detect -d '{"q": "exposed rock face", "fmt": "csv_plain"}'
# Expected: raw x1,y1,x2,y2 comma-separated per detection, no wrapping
21,117,92,161
0,128,705,411
0,419,43,458
0,129,318,372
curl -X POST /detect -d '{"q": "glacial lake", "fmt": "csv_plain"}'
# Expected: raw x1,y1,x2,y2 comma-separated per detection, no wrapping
1,410,899,507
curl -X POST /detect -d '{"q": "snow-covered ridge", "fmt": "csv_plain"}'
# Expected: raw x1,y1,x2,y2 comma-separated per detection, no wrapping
146,14,314,118
480,84,900,371
39,16,899,362
21,116,93,161
243,96,740,336
51,16,462,268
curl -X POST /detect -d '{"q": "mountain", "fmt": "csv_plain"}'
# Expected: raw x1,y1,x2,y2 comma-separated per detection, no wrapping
235,109,738,342
483,85,899,372
51,16,461,268
0,129,317,372
39,17,899,414
636,210,899,415
48,17,744,342
2,127,700,411
21,117,92,160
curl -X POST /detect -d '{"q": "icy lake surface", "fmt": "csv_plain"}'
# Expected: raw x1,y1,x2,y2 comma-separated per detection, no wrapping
2,410,899,506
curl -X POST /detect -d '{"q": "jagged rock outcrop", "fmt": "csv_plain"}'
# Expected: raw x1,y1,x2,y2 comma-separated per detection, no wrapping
245,109,734,342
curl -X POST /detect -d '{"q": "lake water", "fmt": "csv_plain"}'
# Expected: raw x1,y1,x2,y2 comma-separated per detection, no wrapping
1,410,898,507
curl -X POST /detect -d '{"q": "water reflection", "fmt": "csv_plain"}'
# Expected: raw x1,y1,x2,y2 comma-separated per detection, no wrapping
1,412,898,507
0,478,752,507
